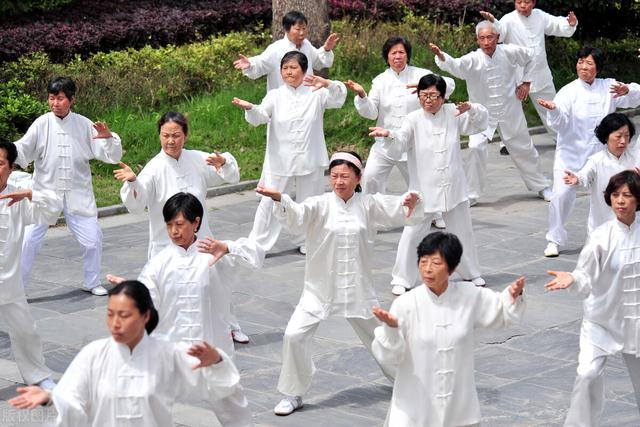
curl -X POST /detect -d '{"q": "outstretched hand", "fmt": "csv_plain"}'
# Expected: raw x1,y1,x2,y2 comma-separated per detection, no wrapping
516,82,531,101
610,82,630,98
544,270,574,291
323,33,340,51
508,276,525,303
0,189,32,206
567,11,577,26
454,101,471,117
564,170,579,186
92,121,113,139
429,43,445,62
479,10,495,22
197,237,229,266
402,191,420,218
537,98,556,110
8,386,50,409
188,341,222,369
113,162,137,182
233,54,251,70
303,75,330,92
105,274,125,285
368,127,390,138
373,306,398,328
255,185,281,202
344,80,366,98
206,152,226,170
231,97,253,110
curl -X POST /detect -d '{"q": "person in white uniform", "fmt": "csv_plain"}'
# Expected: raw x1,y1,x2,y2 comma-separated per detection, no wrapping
537,46,640,257
0,139,59,393
431,20,552,205
15,77,123,296
9,281,244,426
232,51,347,255
372,231,525,427
564,113,639,234
114,111,250,342
255,151,422,416
369,74,488,294
233,10,338,92
545,170,640,426
479,0,578,140
107,193,254,426
345,36,453,229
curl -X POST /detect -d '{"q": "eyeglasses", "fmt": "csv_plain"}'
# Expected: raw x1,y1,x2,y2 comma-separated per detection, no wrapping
418,92,442,101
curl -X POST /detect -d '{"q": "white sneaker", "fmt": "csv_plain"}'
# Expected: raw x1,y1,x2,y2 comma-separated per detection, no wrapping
538,187,552,202
544,242,559,257
468,197,478,207
298,245,307,255
231,329,250,344
432,215,446,229
84,285,108,296
471,277,486,287
391,285,407,296
274,395,303,416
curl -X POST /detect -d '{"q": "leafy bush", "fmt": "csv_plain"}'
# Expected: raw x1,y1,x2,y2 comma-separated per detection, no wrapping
0,79,47,140
0,0,75,19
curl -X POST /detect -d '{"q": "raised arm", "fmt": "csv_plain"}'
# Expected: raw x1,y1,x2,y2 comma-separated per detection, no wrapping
474,276,526,328
90,121,123,164
542,9,578,37
201,151,240,187
371,301,406,374
119,165,154,214
455,102,489,135
2,189,62,225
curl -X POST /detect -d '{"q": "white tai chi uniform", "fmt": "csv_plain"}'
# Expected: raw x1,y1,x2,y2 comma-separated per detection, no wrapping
574,148,640,234
372,282,524,426
15,111,122,290
387,103,488,289
137,241,259,426
436,45,550,199
563,217,640,426
353,65,455,194
51,333,243,427
245,80,347,253
492,8,577,139
545,78,640,246
119,149,239,259
242,36,334,92
273,191,423,396
0,186,60,385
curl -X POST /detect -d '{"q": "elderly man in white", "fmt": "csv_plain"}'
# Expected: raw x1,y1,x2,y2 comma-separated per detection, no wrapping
15,77,122,296
479,0,578,140
431,20,552,206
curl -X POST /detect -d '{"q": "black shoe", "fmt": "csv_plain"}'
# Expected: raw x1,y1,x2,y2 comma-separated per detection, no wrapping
500,146,509,156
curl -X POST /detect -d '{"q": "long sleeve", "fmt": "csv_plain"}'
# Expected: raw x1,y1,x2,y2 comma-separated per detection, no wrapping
90,129,123,164
546,91,572,132
138,260,162,313
244,91,275,126
457,103,489,136
368,192,424,229
224,237,265,270
435,51,475,81
613,82,640,109
353,84,380,120
273,193,321,236
13,120,41,169
243,44,278,81
474,286,525,328
371,303,406,374
174,347,241,402
388,118,415,155
20,189,62,225
569,235,601,298
575,156,598,191
321,80,347,110
309,45,334,70
201,151,240,187
504,45,535,83
120,171,154,215
52,346,94,426
543,10,577,37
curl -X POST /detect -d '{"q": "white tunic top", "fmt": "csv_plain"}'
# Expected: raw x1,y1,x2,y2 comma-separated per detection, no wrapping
548,78,640,171
435,44,534,135
570,217,640,356
390,103,488,213
243,36,334,91
120,149,239,258
493,9,577,93
245,81,347,177
138,239,263,357
51,334,240,427
0,186,61,303
575,148,640,232
354,65,455,162
274,191,423,319
14,112,122,217
372,283,524,427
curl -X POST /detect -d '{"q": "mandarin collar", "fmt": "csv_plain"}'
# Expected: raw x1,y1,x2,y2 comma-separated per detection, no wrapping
114,331,149,359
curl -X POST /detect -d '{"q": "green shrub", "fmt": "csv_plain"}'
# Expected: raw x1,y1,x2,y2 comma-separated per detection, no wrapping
0,0,75,18
0,78,47,140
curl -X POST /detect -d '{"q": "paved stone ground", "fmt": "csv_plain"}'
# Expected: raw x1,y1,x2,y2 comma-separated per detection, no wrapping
1,119,639,426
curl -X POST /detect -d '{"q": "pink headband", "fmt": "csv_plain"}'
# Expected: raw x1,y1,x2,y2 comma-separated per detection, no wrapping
330,152,363,171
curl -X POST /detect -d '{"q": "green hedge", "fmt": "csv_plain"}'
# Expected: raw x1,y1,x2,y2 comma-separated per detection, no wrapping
0,0,75,18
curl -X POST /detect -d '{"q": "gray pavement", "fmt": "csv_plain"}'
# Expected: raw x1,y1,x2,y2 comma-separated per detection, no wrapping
1,118,640,426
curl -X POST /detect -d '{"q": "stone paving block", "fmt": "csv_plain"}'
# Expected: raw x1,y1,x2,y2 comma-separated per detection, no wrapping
314,346,389,383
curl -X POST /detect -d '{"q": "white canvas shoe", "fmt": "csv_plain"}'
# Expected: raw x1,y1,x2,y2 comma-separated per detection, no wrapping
274,395,303,416
538,187,552,202
544,242,559,257
231,329,250,344
84,285,108,296
391,285,407,296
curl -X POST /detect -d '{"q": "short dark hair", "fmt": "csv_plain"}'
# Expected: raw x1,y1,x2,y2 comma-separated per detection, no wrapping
416,232,463,273
0,137,17,167
47,76,76,100
162,192,204,232
604,170,640,210
280,51,309,73
329,151,362,192
381,36,412,66
417,74,447,98
157,111,188,135
108,281,159,334
282,11,307,31
576,46,605,72
595,112,635,144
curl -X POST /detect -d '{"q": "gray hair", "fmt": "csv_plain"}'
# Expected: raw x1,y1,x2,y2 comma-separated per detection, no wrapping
475,20,498,36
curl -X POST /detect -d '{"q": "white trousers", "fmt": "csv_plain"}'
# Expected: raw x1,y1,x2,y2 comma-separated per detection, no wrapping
465,110,550,199
21,202,102,290
249,169,325,253
529,86,558,141
391,201,481,289
361,149,409,194
208,387,253,427
546,168,578,246
565,334,640,426
277,307,394,397
0,298,51,385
